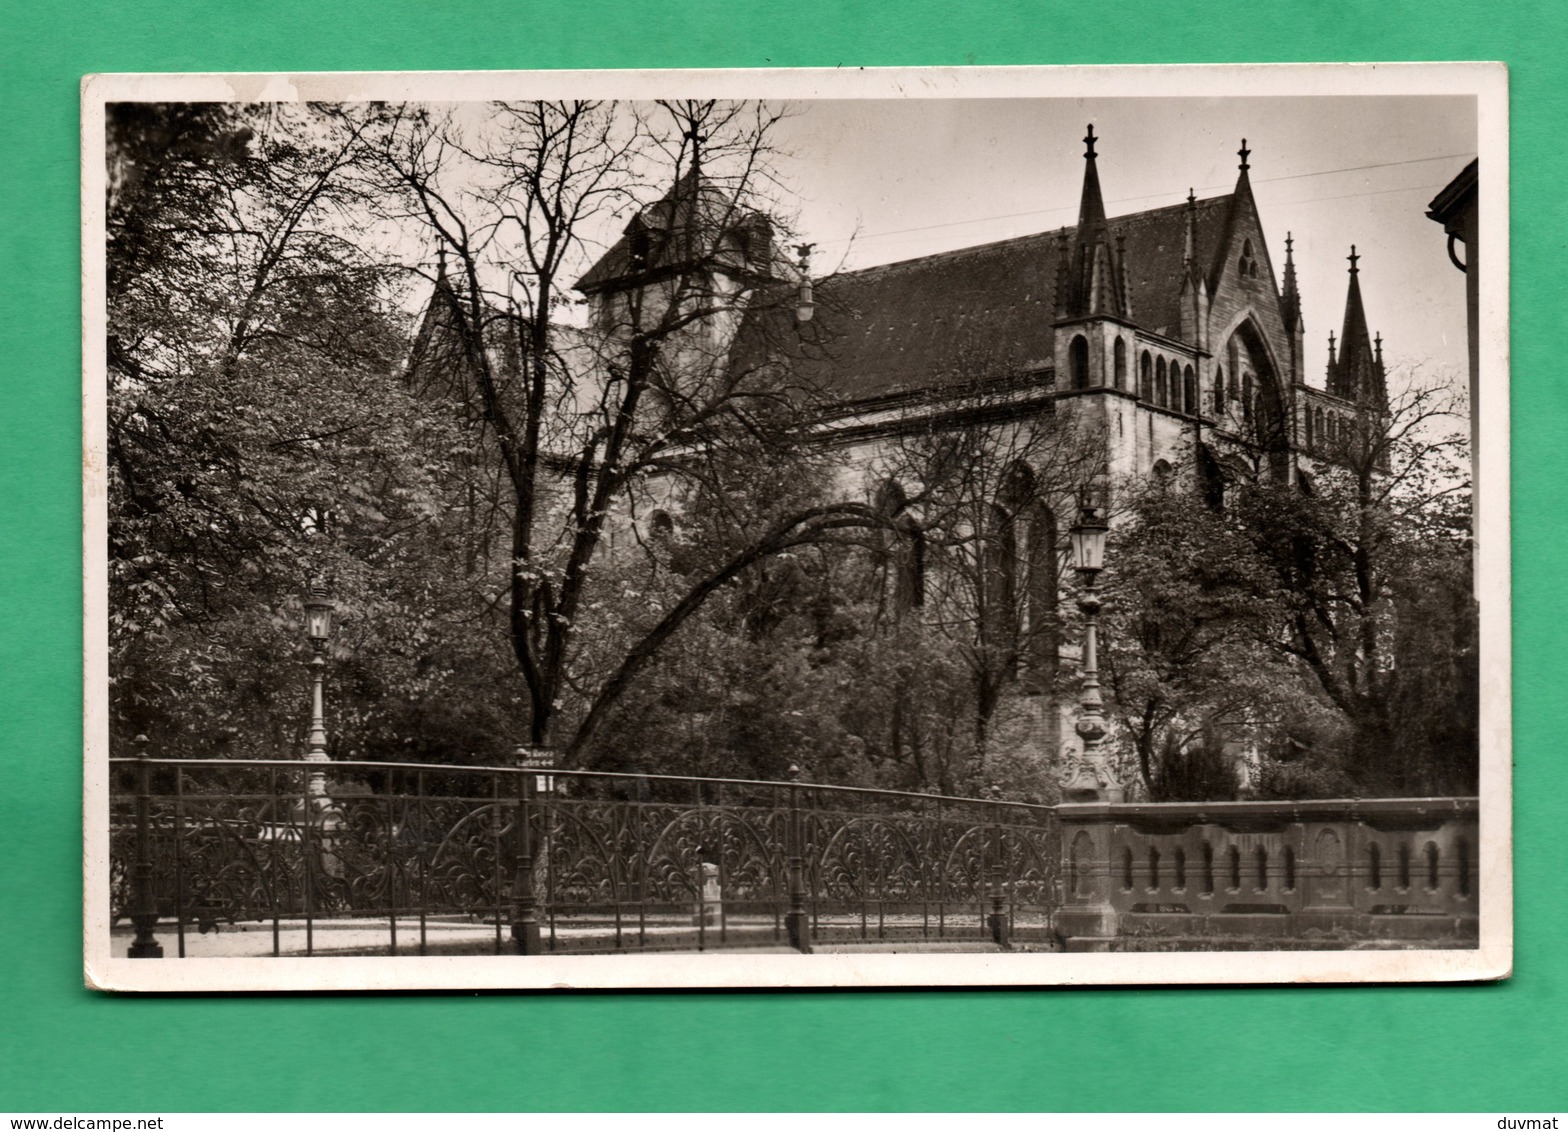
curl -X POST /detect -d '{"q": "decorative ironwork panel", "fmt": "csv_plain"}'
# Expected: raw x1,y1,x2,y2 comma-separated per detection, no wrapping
109,759,1061,956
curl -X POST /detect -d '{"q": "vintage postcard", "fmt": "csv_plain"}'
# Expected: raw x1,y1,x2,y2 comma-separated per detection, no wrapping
83,64,1510,991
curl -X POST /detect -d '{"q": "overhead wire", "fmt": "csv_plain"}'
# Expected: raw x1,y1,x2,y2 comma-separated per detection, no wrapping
813,150,1477,251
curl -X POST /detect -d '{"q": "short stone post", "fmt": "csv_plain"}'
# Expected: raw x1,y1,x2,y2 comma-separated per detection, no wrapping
1054,805,1121,950
693,861,722,926
128,734,164,959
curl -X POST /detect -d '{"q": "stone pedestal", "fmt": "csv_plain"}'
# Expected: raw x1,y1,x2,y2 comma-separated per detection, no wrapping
1054,808,1120,948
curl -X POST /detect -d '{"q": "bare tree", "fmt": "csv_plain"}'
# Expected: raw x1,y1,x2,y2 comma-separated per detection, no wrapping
1244,372,1473,791
858,362,1107,786
378,99,899,762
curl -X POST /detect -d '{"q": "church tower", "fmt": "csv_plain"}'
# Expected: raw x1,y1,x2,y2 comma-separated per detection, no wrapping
1054,126,1135,393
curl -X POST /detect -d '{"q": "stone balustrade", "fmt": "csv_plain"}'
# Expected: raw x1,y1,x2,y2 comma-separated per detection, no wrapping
1054,797,1478,951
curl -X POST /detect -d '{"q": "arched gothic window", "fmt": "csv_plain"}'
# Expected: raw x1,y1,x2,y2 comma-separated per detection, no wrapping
1069,335,1090,390
1304,404,1314,447
1139,351,1153,400
985,464,1058,692
875,480,923,614
1183,365,1196,415
1214,365,1226,414
1155,357,1168,407
1239,238,1258,279
1113,337,1127,390
1242,374,1254,424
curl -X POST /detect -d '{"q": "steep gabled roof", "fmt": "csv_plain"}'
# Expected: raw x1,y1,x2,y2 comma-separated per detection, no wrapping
749,193,1233,403
576,170,780,295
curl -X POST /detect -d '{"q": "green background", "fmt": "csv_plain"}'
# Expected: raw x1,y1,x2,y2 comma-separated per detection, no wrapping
2,0,1561,1112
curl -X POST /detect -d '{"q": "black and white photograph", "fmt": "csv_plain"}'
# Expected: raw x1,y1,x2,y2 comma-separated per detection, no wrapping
83,65,1510,991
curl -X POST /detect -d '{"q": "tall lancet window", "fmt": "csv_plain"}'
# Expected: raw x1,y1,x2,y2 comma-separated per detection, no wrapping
1113,337,1127,390
875,480,924,615
985,464,1058,691
1069,335,1090,390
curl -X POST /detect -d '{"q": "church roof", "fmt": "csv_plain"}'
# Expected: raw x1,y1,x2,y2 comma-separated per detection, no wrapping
576,170,779,294
762,192,1235,403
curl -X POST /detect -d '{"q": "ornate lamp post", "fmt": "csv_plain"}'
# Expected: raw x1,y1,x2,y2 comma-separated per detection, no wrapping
302,579,335,805
1064,503,1122,803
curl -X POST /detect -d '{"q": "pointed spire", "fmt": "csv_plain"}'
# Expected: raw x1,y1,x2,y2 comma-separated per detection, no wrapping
1280,231,1300,331
1327,331,1337,368
1076,124,1109,236
1328,245,1385,407
1054,229,1071,319
1062,124,1126,320
432,243,458,302
1183,188,1197,267
1115,230,1132,315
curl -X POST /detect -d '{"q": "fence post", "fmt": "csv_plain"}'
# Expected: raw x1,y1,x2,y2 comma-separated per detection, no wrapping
128,734,163,959
987,791,1011,950
785,766,812,954
510,771,542,955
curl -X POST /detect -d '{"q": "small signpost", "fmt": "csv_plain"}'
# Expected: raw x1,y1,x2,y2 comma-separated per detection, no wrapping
514,746,556,793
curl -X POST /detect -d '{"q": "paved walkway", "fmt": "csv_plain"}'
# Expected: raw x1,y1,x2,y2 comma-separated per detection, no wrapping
109,915,1017,957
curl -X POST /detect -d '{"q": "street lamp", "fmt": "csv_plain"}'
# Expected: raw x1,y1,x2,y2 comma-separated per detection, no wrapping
794,243,815,323
302,579,335,804
1064,503,1121,803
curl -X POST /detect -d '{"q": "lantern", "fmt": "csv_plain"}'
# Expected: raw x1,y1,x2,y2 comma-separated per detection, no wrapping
1068,504,1109,574
304,580,335,644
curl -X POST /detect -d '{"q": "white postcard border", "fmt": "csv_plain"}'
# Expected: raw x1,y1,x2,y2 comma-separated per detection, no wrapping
82,62,1511,992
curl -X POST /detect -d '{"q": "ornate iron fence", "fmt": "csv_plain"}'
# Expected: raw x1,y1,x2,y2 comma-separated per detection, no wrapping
108,753,1061,958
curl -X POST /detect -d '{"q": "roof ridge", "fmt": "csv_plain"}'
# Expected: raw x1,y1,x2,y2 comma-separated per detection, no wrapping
832,192,1234,283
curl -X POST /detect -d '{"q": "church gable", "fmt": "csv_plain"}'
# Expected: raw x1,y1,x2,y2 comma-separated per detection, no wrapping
1201,147,1296,390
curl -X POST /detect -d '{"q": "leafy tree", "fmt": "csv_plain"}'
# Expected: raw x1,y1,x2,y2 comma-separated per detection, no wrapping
1231,376,1475,794
1100,374,1476,798
1099,462,1299,799
106,103,521,766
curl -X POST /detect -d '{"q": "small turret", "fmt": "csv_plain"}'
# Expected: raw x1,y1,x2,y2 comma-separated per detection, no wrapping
1183,188,1197,268
1178,187,1210,348
1280,233,1300,329
1280,232,1305,385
